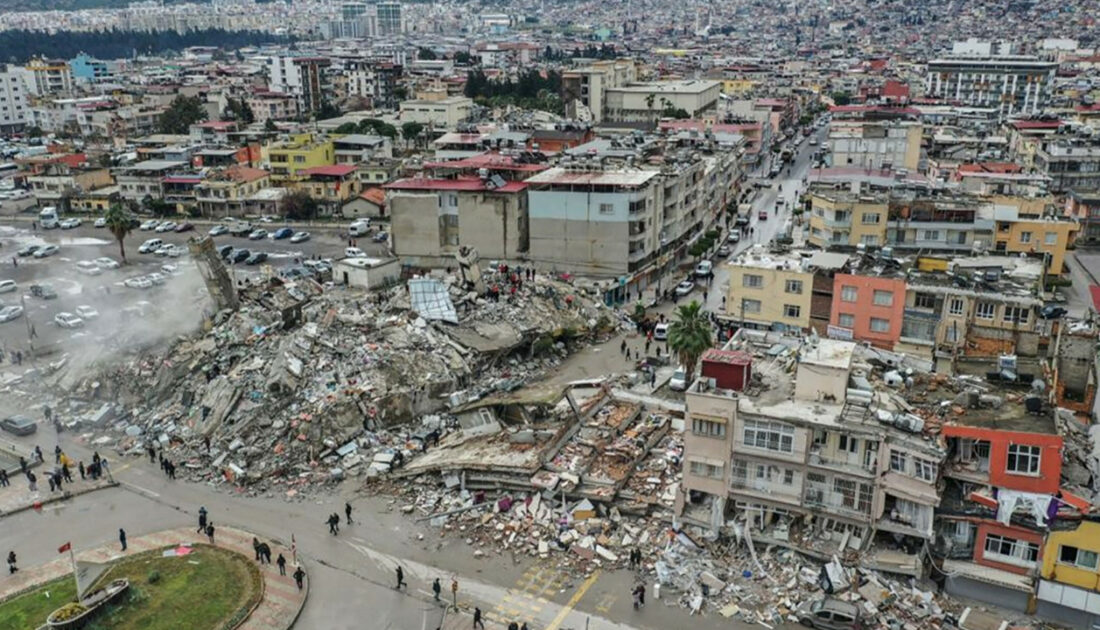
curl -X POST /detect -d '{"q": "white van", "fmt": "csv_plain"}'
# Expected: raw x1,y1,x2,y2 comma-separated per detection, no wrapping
695,260,713,278
348,219,371,237
39,206,59,229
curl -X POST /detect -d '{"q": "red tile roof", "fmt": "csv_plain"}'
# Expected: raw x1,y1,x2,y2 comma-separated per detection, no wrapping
360,187,385,205
301,164,358,177
1010,120,1063,130
957,162,1022,174
385,176,527,193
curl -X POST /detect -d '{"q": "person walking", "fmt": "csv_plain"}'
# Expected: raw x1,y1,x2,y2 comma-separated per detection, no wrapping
205,522,215,544
293,565,305,590
54,445,61,464
34,445,43,463
62,463,72,484
327,513,339,535
620,339,627,355
119,528,127,552
432,577,441,601
7,551,16,574
27,471,37,492
259,543,271,564
19,456,26,475
472,607,485,630
198,507,208,533
395,565,407,590
253,537,262,561
451,578,459,610
277,553,287,576
0,469,8,487
48,474,56,493
345,501,353,525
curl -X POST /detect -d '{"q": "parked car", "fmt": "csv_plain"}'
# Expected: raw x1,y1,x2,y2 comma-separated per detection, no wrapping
155,244,184,257
139,220,159,231
93,217,107,228
16,244,40,257
758,209,769,221
1039,305,1068,320
695,260,713,278
0,279,15,293
75,260,102,275
248,229,268,240
349,219,371,236
228,249,250,264
75,305,99,320
146,272,167,285
345,247,365,258
138,238,164,253
674,280,696,297
59,217,82,229
654,322,670,341
717,245,732,257
30,284,57,299
228,222,253,236
124,276,152,289
289,231,311,243
669,366,688,391
245,251,268,265
174,222,194,232
257,215,278,223
373,231,389,243
0,415,36,436
94,257,120,269
209,225,229,236
33,244,60,258
155,221,178,233
54,312,84,328
0,305,24,322
272,227,293,240
728,230,742,242
217,244,234,259
796,598,862,630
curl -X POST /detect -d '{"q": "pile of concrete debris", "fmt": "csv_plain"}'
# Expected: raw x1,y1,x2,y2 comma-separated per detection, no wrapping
19,273,615,496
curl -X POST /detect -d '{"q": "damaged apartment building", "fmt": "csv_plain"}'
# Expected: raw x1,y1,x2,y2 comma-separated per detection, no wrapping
386,129,744,304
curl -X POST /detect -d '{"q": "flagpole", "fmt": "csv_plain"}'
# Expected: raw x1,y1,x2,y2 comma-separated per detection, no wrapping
69,547,80,603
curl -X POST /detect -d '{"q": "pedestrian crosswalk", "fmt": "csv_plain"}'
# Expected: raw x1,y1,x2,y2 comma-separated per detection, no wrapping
485,563,569,627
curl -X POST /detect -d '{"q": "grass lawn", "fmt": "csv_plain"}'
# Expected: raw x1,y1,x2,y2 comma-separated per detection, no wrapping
0,545,261,630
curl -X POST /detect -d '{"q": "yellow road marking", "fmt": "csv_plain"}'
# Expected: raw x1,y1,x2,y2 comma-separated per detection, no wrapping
545,570,600,630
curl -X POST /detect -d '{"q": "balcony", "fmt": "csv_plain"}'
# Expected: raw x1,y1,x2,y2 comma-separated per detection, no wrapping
807,448,876,477
824,216,851,229
729,477,802,505
803,484,872,521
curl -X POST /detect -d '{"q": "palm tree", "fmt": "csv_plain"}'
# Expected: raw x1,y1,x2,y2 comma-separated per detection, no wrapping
104,203,133,263
667,301,713,380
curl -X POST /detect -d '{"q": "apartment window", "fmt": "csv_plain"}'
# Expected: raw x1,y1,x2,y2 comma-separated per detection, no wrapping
914,293,936,309
743,274,763,288
949,298,964,316
742,299,762,314
975,301,995,320
923,230,940,241
869,318,890,333
783,304,801,319
1003,306,1029,324
1059,545,1099,571
1019,231,1032,244
743,419,794,453
838,313,855,328
785,279,803,294
1006,444,1041,475
841,285,858,302
598,203,614,215
861,213,881,225
984,534,1039,566
1045,232,1058,245
692,417,726,439
890,450,907,473
783,470,794,485
293,155,305,163
872,290,893,306
860,234,879,246
688,460,724,480
914,458,936,482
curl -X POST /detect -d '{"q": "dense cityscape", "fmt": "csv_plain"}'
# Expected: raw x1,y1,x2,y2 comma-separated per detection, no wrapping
0,1,1098,629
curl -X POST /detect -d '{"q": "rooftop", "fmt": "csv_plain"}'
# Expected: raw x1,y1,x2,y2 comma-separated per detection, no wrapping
525,167,658,188
301,164,358,178
384,175,527,193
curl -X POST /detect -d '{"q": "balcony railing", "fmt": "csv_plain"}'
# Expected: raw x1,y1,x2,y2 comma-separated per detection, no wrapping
803,485,872,519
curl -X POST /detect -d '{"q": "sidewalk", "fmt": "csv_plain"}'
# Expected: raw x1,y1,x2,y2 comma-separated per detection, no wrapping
0,470,116,517
0,526,308,630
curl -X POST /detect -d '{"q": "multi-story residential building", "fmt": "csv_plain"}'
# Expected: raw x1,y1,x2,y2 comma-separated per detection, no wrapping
69,53,116,84
724,251,814,332
266,134,334,183
561,59,637,123
21,57,74,96
27,162,113,210
247,91,299,123
924,56,1057,119
398,96,473,129
115,160,190,203
1033,134,1100,193
291,165,362,213
194,165,271,218
807,183,890,249
332,134,392,165
0,64,29,135
1037,519,1100,628
828,272,907,349
827,119,922,172
1066,189,1100,244
887,196,990,252
265,56,331,115
375,1,404,35
602,80,722,124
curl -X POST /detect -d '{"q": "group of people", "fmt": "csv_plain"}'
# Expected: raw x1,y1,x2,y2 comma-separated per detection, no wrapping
325,502,354,535
0,348,26,366
14,446,108,494
147,443,177,480
486,263,535,303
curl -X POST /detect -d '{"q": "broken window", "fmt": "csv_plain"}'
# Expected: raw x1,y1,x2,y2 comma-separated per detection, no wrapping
1059,545,1099,570
984,534,1039,566
1006,444,1041,475
914,457,936,482
689,460,724,479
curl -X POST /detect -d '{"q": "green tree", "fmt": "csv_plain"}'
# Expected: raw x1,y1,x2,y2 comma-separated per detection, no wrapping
104,203,133,263
400,121,424,148
667,301,713,380
417,46,437,60
223,98,255,124
159,94,206,134
454,51,473,65
263,119,278,133
334,122,359,134
376,123,398,140
316,101,341,120
831,91,851,106
282,190,320,221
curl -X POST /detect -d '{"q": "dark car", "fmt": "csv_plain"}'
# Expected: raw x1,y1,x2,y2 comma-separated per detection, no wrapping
174,222,195,232
0,415,37,436
228,249,250,264
17,244,40,257
272,227,294,240
30,283,58,299
217,244,234,259
245,251,268,265
1040,305,1068,320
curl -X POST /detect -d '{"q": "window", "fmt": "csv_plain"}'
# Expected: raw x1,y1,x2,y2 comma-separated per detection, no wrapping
923,230,940,241
742,419,795,453
1006,444,1041,475
689,460,724,479
949,298,964,316
783,470,794,485
692,417,726,438
1045,232,1058,245
293,155,305,163
783,304,801,319
841,285,858,302
861,213,881,225
838,313,855,328
984,534,1039,566
914,458,936,482
914,293,936,309
860,234,879,246
598,203,614,215
870,318,890,333
785,279,803,294
1059,545,1099,570
975,301,995,320
743,274,763,288
873,290,893,306
890,450,907,473
1003,306,1029,324
1019,231,1032,244
742,299,762,314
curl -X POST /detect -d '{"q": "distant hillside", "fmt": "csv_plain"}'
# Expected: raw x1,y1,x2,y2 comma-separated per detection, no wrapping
0,29,293,62
0,0,204,12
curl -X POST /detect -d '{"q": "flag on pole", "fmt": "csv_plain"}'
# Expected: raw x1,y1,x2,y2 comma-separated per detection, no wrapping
58,542,71,554
291,533,297,564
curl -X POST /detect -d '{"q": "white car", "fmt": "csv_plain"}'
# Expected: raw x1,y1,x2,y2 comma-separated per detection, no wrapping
124,276,152,289
8,190,30,200
75,305,99,320
208,225,229,236
669,366,688,392
93,217,107,228
147,272,167,285
674,280,696,297
94,257,120,269
54,312,84,328
694,260,713,278
33,244,60,258
0,279,15,294
654,322,670,341
345,247,365,258
248,229,268,240
139,220,160,231
290,231,311,243
160,244,185,258
155,221,178,233
59,218,82,229
75,260,102,275
139,238,163,253
0,305,23,322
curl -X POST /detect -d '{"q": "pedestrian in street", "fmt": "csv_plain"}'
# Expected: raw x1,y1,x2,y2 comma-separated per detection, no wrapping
0,469,7,487
508,623,518,630
7,551,16,574
703,290,709,303
327,513,339,535
203,436,211,453
119,528,127,551
167,461,176,480
258,542,271,564
632,585,642,609
432,577,441,601
147,444,155,464
620,339,626,355
206,522,215,544
253,537,262,561
638,582,646,607
197,507,208,533
293,565,305,590
34,445,43,463
54,445,61,463
345,501,353,525
395,565,407,590
48,474,56,492
62,463,72,484
277,553,287,576
472,607,485,630
649,370,656,388
19,456,26,475
645,339,651,354
451,578,459,610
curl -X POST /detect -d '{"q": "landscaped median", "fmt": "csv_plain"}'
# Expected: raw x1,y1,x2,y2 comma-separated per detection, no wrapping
0,527,307,630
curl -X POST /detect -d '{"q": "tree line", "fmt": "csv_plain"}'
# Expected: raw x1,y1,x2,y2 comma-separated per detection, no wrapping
0,28,293,63
464,68,564,114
